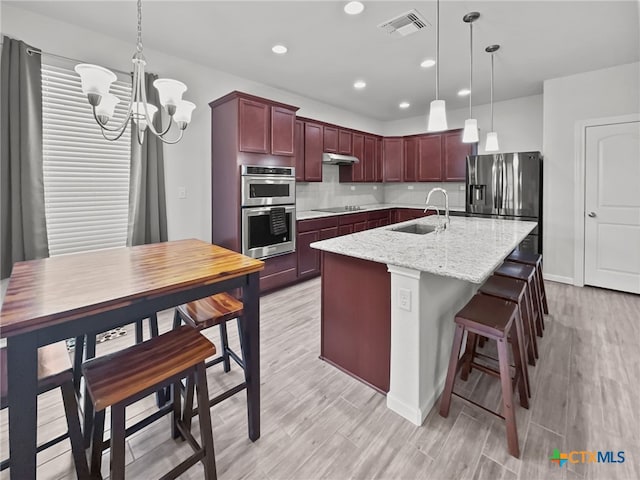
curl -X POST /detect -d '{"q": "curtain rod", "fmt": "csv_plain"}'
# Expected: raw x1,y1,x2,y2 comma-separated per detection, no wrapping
0,41,131,76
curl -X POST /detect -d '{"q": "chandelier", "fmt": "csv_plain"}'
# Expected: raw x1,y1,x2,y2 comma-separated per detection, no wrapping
74,0,195,145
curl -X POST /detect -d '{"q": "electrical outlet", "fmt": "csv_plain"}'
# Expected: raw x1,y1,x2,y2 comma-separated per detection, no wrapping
373,185,378,190
399,288,411,311
350,185,356,191
408,185,414,190
178,187,187,199
459,184,465,191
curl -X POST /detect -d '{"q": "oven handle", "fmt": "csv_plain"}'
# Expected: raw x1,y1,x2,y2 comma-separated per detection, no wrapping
243,205,296,214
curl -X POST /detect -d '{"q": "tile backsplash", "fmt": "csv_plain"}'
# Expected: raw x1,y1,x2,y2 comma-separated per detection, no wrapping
296,164,465,211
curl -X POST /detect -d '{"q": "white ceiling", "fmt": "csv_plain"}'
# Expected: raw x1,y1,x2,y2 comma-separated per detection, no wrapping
8,1,640,121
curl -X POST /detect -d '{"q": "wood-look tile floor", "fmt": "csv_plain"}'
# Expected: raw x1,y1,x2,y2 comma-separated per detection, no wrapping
1,279,638,479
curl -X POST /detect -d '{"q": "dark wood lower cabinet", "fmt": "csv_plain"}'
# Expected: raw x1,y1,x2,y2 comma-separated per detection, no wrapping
297,230,320,277
260,252,297,292
320,252,391,393
338,225,354,236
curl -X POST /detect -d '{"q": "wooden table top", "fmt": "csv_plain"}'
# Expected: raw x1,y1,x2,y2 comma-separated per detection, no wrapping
0,239,264,338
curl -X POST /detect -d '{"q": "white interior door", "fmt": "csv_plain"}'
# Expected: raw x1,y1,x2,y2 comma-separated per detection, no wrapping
584,121,640,294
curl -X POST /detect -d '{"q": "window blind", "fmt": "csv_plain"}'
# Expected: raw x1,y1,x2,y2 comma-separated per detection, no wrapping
42,60,132,256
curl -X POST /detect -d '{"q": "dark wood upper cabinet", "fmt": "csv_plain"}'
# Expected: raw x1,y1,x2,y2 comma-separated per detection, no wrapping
383,137,404,182
364,136,376,182
238,98,270,154
403,137,418,182
304,122,323,182
417,134,443,182
375,138,383,182
338,130,352,155
271,106,296,156
323,126,338,153
443,129,474,181
352,133,365,182
294,120,305,181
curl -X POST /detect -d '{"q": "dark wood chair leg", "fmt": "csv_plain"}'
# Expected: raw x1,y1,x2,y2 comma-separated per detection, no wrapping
135,320,143,344
89,409,105,478
110,405,126,480
537,266,549,314
73,335,85,394
236,317,248,378
440,324,465,418
497,337,520,458
521,295,538,362
526,285,543,338
83,335,97,448
195,363,218,480
60,381,91,479
511,319,530,405
183,374,195,433
219,322,231,373
173,309,182,330
149,313,159,338
171,381,182,440
460,332,477,381
532,275,545,331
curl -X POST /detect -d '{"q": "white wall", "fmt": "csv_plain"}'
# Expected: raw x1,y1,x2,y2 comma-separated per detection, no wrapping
542,62,640,282
383,94,544,154
1,5,383,242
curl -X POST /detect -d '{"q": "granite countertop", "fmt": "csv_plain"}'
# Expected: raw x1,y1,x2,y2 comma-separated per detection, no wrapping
296,203,466,221
310,216,536,284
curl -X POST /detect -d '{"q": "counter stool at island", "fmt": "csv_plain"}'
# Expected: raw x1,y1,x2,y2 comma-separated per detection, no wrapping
440,294,529,458
495,262,545,337
173,293,248,412
0,342,90,478
507,250,549,314
83,326,218,480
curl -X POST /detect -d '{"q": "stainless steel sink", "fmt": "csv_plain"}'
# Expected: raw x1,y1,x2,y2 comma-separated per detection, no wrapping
390,223,437,235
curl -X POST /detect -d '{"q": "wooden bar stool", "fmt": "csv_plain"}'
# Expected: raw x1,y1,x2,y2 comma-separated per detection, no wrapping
0,342,90,478
440,294,529,458
174,293,248,409
479,274,539,364
83,326,218,480
495,262,544,336
507,250,549,314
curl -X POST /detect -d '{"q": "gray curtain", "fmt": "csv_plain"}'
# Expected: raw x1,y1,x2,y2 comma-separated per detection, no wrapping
0,36,49,279
128,72,168,245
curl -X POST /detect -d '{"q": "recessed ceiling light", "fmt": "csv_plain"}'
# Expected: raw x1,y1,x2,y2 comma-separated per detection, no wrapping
399,102,410,109
344,1,365,15
458,88,471,96
353,80,366,89
272,45,288,54
420,59,436,68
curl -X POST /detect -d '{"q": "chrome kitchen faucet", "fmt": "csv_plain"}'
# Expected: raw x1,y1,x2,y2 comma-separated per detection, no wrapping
425,188,450,230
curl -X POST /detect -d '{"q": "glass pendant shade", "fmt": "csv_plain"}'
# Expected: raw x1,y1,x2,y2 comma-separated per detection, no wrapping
132,101,158,130
427,99,448,132
74,64,117,96
485,131,500,152
95,93,120,120
153,78,187,108
462,118,479,143
173,100,196,125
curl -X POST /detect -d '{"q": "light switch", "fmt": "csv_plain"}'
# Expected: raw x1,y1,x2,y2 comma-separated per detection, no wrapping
178,187,187,199
408,185,414,190
350,186,356,191
399,288,411,311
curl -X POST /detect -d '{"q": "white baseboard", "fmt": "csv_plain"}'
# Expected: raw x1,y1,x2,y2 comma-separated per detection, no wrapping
543,273,574,285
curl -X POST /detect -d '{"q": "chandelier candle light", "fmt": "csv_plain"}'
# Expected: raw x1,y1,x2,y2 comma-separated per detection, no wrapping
427,0,447,132
462,12,480,143
485,44,500,152
74,0,195,145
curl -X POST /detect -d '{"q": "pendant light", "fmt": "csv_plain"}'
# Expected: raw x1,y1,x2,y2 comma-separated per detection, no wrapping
462,12,480,143
485,44,500,152
427,0,448,131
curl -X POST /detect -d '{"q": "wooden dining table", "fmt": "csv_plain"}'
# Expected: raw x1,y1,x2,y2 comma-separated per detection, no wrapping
0,239,264,480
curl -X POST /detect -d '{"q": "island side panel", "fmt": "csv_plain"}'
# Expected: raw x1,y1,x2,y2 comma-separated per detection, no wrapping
320,251,391,393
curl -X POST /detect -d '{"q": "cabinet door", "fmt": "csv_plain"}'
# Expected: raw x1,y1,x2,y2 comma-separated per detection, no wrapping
304,122,323,182
352,133,365,182
338,224,354,236
297,230,320,277
238,98,269,154
366,219,379,229
354,221,367,232
338,130,352,155
417,134,443,181
294,120,305,181
375,138,383,182
383,137,404,182
404,137,418,182
271,106,295,156
319,226,339,240
364,136,376,182
443,129,474,181
323,126,338,153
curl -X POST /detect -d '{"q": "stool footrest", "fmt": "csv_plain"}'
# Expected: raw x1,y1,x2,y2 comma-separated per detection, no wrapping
189,382,247,418
452,392,506,421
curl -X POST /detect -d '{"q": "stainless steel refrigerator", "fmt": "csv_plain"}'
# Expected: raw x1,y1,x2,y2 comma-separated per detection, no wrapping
466,151,542,254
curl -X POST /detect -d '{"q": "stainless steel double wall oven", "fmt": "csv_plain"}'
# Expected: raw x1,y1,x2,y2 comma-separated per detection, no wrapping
241,165,296,259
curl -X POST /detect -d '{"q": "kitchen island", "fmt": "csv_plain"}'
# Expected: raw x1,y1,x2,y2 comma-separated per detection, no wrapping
311,215,536,425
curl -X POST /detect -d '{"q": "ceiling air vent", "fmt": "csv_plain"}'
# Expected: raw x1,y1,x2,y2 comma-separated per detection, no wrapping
378,9,430,38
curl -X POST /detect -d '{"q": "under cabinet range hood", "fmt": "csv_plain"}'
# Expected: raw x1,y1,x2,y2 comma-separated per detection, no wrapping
322,153,360,165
